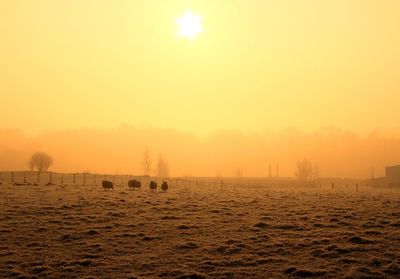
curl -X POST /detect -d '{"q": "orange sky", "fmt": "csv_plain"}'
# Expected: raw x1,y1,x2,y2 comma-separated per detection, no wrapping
1,0,399,136
1,1,400,177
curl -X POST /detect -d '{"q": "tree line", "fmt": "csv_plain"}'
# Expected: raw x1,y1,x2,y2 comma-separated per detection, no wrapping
28,147,170,178
28,150,317,182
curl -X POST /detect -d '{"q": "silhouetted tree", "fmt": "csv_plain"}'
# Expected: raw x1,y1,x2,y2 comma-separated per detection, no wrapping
141,147,152,176
29,152,53,172
295,158,319,182
157,154,169,178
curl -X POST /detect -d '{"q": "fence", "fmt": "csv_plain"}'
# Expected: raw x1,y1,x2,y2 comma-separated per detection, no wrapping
0,171,230,187
0,171,146,186
0,171,379,191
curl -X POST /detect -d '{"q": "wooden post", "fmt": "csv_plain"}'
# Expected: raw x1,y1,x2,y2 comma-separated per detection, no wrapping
23,172,26,183
356,183,359,192
331,182,334,189
61,174,64,185
37,171,40,184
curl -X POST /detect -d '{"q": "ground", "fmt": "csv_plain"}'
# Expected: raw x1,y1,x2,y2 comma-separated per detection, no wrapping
1,182,399,278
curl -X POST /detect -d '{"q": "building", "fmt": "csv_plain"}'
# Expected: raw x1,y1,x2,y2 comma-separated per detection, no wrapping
385,165,400,186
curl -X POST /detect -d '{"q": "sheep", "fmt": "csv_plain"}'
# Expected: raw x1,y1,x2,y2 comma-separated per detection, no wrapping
136,180,141,190
161,181,168,192
102,180,114,191
149,180,157,192
128,179,141,190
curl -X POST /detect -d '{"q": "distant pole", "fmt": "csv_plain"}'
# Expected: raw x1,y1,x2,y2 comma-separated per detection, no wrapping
83,173,86,185
61,174,64,185
11,171,15,184
73,174,76,184
356,183,359,192
331,182,334,189
23,172,26,183
276,164,279,178
37,171,40,184
49,172,53,184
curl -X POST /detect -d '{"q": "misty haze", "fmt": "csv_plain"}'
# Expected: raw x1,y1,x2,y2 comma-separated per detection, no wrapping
1,1,400,279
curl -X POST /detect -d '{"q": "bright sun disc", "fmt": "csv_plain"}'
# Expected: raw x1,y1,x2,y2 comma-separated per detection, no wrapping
177,11,202,40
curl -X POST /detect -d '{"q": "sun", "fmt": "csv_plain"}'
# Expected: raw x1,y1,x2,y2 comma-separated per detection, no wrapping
177,11,202,40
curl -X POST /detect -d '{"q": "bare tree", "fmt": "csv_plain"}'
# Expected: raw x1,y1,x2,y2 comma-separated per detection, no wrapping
295,158,319,182
141,147,152,176
157,154,169,178
29,152,53,172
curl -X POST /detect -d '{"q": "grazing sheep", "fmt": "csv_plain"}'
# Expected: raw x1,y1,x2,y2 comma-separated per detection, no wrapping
149,180,157,192
136,180,141,190
102,180,114,191
161,181,168,192
128,180,134,190
128,179,141,190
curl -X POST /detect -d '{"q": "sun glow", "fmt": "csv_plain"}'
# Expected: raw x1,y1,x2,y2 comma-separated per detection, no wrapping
177,11,202,40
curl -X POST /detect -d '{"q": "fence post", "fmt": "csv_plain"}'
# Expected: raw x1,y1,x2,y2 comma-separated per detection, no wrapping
356,183,359,192
61,174,64,185
23,172,26,183
49,172,53,184
37,171,40,184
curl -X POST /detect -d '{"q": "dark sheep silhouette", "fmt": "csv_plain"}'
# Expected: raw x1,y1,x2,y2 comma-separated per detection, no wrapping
161,181,168,192
102,180,114,191
149,180,157,192
128,179,141,190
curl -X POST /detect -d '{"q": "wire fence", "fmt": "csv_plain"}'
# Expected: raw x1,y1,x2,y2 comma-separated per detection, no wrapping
0,171,396,193
0,171,231,188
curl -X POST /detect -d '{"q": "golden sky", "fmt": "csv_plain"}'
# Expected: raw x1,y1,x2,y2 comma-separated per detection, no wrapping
1,0,400,135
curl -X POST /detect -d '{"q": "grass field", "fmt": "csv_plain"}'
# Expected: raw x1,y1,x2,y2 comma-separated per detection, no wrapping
1,182,399,278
